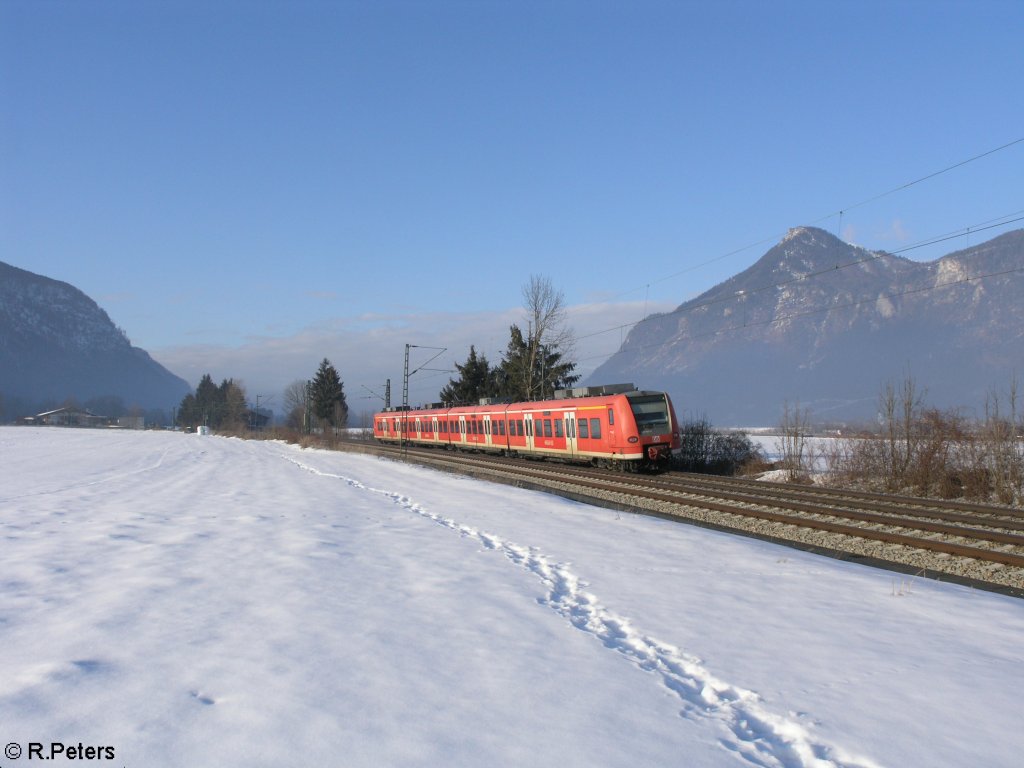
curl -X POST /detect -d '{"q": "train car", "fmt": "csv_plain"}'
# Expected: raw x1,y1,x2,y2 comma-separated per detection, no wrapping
374,405,451,448
373,383,681,471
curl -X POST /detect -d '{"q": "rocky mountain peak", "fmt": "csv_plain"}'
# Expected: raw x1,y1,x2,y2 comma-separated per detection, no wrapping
588,227,1024,425
762,226,884,278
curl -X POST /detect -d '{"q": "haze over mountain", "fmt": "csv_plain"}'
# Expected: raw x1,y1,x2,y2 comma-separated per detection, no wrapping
0,260,191,417
588,227,1024,426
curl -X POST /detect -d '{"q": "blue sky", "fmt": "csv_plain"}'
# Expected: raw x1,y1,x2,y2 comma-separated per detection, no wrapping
3,0,1023,412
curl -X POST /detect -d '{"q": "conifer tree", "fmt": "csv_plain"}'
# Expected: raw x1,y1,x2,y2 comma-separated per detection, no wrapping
310,358,348,429
195,373,221,426
494,324,579,401
439,345,495,405
219,378,248,429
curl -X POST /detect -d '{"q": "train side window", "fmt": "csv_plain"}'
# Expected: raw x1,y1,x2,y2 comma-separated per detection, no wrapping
543,419,552,438
526,420,533,437
567,418,573,439
590,417,602,439
498,420,505,436
579,419,589,439
608,409,614,425
554,419,563,438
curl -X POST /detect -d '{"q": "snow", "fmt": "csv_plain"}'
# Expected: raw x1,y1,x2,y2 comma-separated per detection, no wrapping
749,434,838,473
1,427,1022,768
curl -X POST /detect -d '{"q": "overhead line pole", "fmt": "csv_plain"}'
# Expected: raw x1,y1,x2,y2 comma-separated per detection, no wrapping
402,344,448,455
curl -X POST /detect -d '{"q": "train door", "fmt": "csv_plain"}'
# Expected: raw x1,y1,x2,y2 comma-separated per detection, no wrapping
542,409,568,456
482,414,492,449
468,415,482,448
505,409,526,454
492,410,509,453
523,412,536,453
564,410,578,459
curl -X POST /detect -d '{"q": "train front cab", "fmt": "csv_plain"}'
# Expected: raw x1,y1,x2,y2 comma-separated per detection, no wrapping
551,388,680,471
623,391,681,470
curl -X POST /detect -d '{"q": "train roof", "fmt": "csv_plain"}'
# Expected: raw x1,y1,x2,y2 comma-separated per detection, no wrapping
372,386,678,420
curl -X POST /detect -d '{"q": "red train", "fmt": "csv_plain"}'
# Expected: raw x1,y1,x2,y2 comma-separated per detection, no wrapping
372,383,681,471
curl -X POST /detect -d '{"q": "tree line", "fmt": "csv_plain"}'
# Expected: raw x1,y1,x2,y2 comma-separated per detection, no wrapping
177,358,348,433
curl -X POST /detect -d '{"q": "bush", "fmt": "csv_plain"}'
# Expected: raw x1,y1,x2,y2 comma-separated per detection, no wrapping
820,376,1023,504
673,417,763,475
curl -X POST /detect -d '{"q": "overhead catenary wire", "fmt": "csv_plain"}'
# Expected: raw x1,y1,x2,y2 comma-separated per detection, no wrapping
576,210,1024,348
576,261,1024,368
407,140,1024,400
809,137,1024,221
601,136,1024,304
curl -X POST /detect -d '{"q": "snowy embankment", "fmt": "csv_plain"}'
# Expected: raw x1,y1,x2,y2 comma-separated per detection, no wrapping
1,428,1022,768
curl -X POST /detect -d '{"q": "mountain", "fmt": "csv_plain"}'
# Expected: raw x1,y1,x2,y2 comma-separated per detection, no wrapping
0,260,191,417
587,227,1024,426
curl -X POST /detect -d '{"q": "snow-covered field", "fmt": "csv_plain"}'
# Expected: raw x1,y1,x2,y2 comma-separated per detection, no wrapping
2,427,1022,768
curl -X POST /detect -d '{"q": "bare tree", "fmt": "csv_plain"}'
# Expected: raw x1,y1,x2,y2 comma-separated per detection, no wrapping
777,400,811,482
879,374,926,491
283,379,310,431
983,376,1023,504
521,274,575,399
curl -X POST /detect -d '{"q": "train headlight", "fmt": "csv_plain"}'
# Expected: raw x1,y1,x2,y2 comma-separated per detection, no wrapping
628,436,639,443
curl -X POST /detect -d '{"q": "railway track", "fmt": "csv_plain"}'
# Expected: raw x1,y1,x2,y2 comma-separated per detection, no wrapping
346,440,1024,595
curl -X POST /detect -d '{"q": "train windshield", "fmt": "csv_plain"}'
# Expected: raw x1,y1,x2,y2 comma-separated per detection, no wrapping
628,394,671,436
